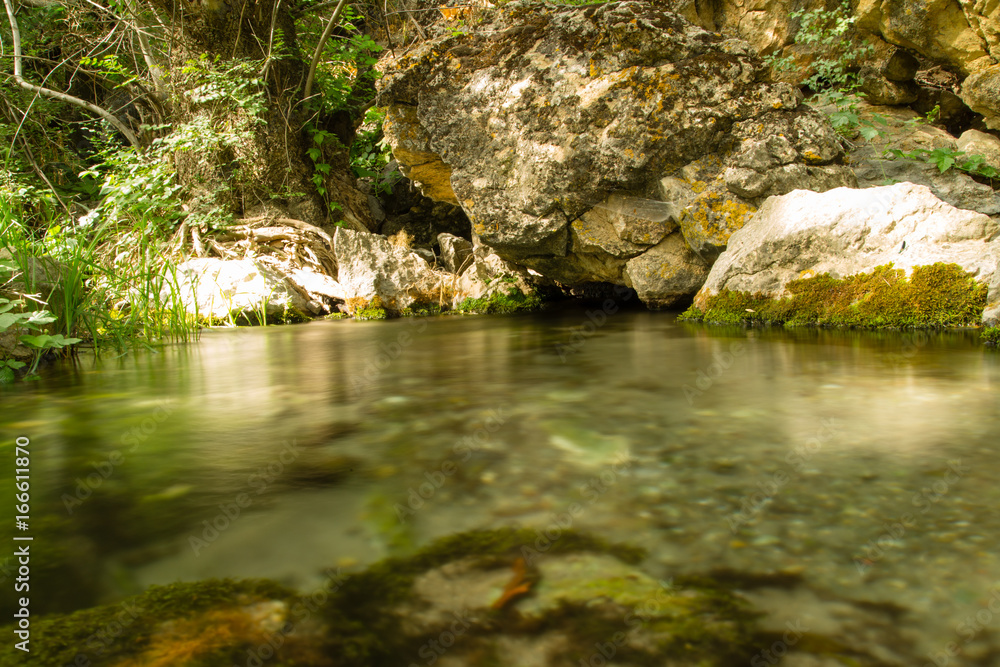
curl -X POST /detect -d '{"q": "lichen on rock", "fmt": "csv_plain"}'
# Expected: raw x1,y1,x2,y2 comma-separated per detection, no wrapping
377,0,854,308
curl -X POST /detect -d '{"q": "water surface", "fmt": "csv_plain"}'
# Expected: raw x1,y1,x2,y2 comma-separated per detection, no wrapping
3,307,999,664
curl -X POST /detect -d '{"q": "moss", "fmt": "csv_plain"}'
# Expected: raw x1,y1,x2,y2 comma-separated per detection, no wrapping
348,296,389,320
677,303,704,322
399,304,442,317
984,326,1000,347
697,263,988,331
0,579,295,666
457,287,542,314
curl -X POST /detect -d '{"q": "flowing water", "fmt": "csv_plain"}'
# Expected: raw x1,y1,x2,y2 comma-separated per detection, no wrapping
3,305,1000,665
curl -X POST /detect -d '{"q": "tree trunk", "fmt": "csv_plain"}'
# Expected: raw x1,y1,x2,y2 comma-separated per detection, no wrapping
145,0,373,229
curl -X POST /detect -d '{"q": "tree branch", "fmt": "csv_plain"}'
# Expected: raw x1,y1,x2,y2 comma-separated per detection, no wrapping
303,0,349,101
3,0,141,148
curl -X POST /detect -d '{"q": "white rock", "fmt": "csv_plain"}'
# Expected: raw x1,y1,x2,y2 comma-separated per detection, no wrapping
695,183,1000,325
166,258,312,320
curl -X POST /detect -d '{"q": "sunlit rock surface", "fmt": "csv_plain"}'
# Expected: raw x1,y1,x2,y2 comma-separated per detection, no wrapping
695,183,1000,324
377,0,853,307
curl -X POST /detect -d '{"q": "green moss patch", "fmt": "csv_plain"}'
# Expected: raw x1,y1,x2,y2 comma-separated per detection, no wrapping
984,327,1000,347
457,287,542,314
0,579,294,666
685,263,988,330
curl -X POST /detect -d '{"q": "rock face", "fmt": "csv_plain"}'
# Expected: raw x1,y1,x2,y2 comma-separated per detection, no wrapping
671,0,1000,135
842,103,1000,216
694,183,1000,324
333,227,450,311
378,0,854,307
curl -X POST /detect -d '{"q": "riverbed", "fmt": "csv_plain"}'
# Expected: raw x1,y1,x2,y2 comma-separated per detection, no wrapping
3,305,999,665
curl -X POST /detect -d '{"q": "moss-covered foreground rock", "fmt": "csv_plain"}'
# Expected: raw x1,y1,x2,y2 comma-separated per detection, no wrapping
6,528,760,666
682,263,989,331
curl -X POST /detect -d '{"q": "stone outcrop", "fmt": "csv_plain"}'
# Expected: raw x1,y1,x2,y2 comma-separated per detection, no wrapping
840,102,1000,216
333,227,453,311
694,183,1000,325
377,0,854,307
671,0,1000,134
168,258,331,321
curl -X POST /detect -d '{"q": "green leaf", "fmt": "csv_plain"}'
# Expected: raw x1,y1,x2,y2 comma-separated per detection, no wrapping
24,311,57,326
19,334,81,350
858,125,880,141
0,367,13,384
0,312,29,330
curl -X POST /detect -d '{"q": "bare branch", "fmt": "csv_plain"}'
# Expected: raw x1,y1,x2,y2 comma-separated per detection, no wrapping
303,0,349,101
3,0,141,147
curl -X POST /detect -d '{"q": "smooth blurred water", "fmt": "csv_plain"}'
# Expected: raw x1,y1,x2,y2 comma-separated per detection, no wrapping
3,306,1000,664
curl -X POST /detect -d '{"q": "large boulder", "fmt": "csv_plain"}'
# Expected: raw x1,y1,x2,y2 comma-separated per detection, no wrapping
168,258,329,321
333,227,450,312
694,184,1000,325
378,0,854,307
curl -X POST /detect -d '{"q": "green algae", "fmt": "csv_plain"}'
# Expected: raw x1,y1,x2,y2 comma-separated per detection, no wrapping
685,263,988,331
457,287,542,314
0,579,294,666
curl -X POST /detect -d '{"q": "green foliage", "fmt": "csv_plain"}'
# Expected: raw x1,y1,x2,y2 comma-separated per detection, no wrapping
764,1,886,143
984,327,1000,347
350,107,394,192
0,579,294,667
685,263,989,332
179,56,268,118
0,296,79,381
301,5,383,115
885,147,999,184
354,296,388,320
457,285,542,315
764,0,871,94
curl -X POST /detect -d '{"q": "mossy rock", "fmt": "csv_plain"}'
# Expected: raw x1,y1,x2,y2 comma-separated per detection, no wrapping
457,287,542,315
10,529,757,666
687,263,989,332
320,527,756,666
0,579,307,667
